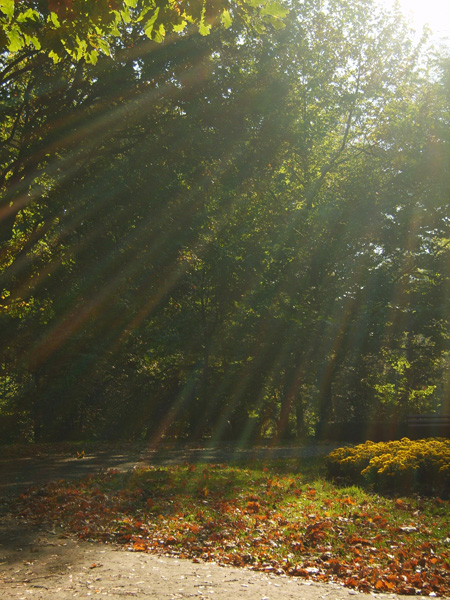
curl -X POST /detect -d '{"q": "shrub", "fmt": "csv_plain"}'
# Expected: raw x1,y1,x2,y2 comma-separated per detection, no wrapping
325,438,450,496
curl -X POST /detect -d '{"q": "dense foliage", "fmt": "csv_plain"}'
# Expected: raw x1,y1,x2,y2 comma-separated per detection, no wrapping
1,0,287,61
1,0,449,442
325,438,450,495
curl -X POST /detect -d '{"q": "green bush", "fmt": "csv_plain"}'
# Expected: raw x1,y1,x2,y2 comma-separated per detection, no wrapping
325,438,450,496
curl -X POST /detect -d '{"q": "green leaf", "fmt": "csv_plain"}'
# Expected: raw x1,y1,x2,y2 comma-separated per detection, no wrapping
172,20,187,32
23,33,41,50
265,14,286,28
48,12,60,28
221,9,232,29
29,35,41,50
96,37,111,56
7,27,23,52
17,8,40,23
143,7,159,38
136,4,151,21
245,0,264,7
121,6,132,22
0,0,14,20
260,2,288,19
124,0,139,5
75,37,87,58
86,49,99,65
198,20,211,36
153,23,165,43
252,21,266,34
144,21,154,37
48,49,62,63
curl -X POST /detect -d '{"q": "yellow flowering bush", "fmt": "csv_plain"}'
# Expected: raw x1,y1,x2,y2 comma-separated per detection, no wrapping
325,438,450,496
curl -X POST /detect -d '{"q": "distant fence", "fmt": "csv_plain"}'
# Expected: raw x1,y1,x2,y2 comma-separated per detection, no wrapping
317,416,450,443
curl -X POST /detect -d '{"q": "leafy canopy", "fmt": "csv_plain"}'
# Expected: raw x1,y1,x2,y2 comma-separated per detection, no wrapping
0,0,288,63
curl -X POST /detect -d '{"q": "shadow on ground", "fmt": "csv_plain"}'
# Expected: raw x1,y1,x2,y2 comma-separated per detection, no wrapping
0,443,339,498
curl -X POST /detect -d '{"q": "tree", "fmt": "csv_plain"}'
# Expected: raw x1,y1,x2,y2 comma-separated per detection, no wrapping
0,0,287,62
1,0,449,442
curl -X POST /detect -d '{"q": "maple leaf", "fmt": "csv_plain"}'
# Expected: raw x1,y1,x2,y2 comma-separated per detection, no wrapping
246,501,261,513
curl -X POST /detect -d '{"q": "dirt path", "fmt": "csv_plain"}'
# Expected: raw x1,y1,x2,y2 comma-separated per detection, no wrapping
0,445,436,599
0,518,426,600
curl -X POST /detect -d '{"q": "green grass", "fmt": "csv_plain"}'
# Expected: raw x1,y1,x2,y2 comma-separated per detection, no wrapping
14,456,450,596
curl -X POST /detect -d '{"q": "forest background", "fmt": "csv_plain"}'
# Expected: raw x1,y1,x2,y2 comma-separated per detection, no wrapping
1,0,449,444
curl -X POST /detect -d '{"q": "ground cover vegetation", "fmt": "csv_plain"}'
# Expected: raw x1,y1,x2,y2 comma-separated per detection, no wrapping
1,0,450,443
13,450,450,596
325,437,450,496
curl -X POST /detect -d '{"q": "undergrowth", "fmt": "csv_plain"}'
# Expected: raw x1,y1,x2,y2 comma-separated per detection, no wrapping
325,438,450,496
13,454,450,597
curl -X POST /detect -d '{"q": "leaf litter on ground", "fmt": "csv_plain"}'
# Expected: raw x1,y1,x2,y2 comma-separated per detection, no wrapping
12,458,450,597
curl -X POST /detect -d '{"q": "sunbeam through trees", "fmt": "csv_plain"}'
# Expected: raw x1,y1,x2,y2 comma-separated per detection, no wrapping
1,0,449,443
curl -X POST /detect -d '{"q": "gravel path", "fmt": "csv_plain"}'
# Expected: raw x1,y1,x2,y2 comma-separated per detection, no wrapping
0,519,424,600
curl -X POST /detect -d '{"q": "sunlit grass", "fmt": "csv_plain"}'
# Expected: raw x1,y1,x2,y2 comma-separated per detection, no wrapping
14,456,450,596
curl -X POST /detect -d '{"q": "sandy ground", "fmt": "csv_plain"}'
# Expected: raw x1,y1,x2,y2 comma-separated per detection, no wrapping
0,518,425,600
